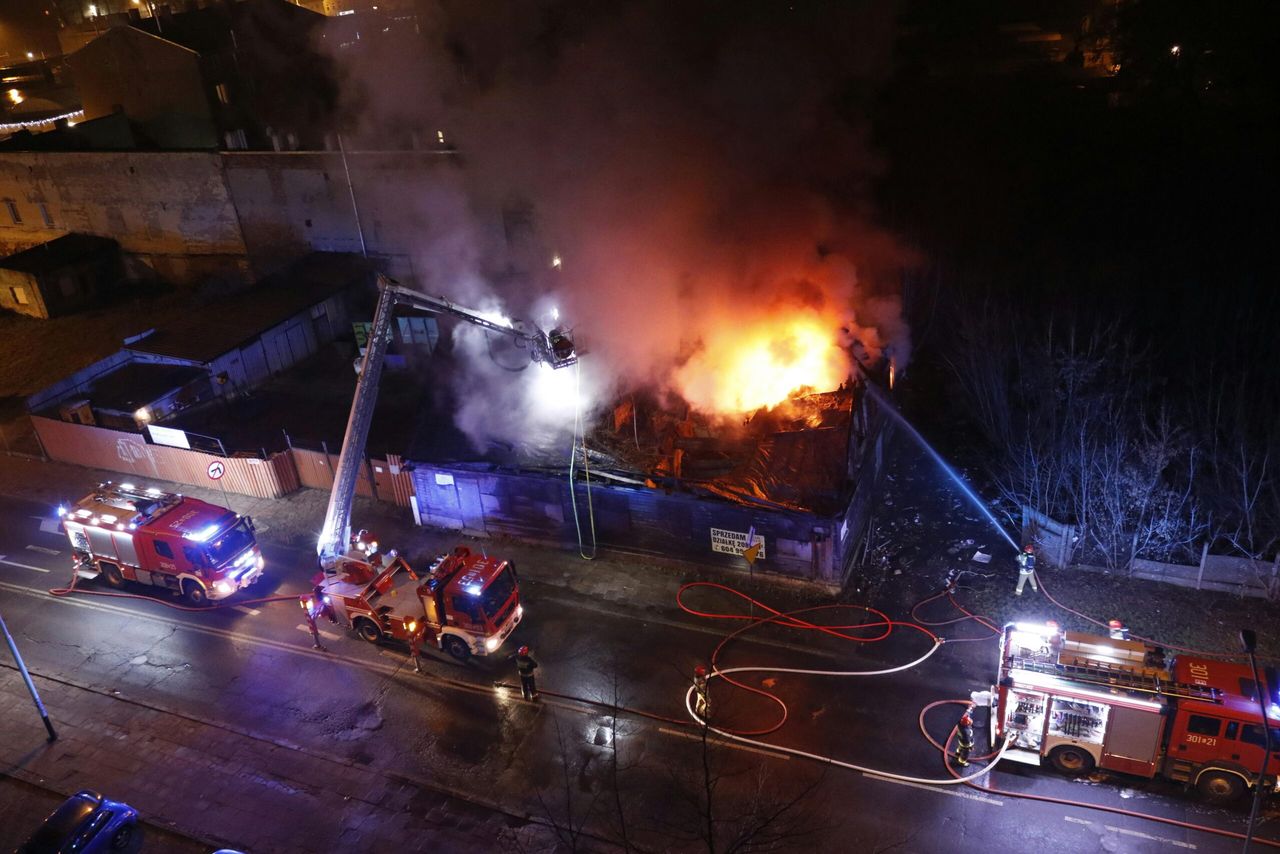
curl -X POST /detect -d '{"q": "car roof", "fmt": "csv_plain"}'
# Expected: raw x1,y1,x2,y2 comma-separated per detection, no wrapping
19,791,102,854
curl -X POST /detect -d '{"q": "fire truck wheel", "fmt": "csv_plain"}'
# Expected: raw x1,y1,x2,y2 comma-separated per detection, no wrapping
355,619,383,644
100,562,125,589
443,635,470,661
182,580,209,607
1047,745,1095,776
1196,770,1245,804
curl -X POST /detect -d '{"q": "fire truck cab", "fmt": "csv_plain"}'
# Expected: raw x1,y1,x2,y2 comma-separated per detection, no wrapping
60,482,264,605
993,622,1280,803
320,546,522,661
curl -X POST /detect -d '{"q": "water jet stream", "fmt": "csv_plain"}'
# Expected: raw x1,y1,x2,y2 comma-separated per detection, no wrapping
851,358,1019,552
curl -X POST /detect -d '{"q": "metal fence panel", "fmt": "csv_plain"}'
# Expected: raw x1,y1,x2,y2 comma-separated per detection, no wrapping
32,416,297,500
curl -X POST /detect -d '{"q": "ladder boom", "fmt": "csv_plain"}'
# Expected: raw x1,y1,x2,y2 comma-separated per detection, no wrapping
316,275,578,563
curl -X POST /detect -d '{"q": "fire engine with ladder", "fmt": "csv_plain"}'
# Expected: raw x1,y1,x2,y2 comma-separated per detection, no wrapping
60,482,264,605
992,621,1280,803
308,275,577,660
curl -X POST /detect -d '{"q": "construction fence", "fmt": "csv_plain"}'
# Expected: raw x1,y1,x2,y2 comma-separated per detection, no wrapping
30,415,412,507
1023,505,1280,601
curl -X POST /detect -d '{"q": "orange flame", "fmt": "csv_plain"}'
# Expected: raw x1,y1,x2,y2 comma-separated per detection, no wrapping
674,313,848,414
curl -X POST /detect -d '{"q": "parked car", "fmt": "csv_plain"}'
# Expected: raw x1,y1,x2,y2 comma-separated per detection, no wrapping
17,790,138,853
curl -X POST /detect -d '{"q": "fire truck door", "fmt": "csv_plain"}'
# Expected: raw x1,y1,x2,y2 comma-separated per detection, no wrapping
421,593,441,629
1171,713,1229,767
449,594,482,631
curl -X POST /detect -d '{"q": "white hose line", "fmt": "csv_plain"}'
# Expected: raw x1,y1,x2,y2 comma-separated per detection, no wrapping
713,638,943,679
682,641,1013,785
567,359,597,560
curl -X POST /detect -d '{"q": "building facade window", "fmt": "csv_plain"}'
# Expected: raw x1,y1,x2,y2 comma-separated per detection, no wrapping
10,286,29,305
215,83,230,104
38,202,53,228
224,128,248,150
4,199,21,225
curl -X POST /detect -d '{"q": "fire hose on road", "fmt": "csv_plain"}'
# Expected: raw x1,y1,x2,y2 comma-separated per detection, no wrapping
676,580,1279,847
673,581,1012,784
48,574,298,612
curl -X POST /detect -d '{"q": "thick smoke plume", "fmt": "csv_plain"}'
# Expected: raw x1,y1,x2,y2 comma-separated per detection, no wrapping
327,1,913,452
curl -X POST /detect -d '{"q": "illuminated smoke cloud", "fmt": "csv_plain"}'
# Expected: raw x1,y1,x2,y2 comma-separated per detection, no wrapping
325,1,913,450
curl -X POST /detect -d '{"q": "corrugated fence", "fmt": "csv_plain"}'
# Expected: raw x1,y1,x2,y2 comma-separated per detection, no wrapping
33,416,298,499
32,416,413,508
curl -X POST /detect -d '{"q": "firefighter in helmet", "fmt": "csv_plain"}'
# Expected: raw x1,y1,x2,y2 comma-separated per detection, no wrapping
351,529,379,556
511,645,540,701
692,664,711,720
407,619,426,673
955,710,975,767
1014,543,1039,596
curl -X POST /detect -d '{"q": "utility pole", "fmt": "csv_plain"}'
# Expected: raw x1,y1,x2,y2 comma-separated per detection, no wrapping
0,609,57,741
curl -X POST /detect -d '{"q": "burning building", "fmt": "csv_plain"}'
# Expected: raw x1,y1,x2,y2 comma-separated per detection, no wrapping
403,325,893,586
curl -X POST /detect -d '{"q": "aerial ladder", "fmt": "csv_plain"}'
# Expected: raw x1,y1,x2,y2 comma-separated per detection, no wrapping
316,274,578,568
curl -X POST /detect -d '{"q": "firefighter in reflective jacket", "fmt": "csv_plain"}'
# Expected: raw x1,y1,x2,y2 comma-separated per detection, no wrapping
955,711,975,767
1014,544,1039,596
407,619,425,673
300,595,326,651
693,665,711,720
511,646,539,701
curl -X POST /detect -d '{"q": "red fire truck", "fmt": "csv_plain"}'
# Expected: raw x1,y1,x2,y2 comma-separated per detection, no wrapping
59,482,264,606
992,621,1280,803
318,543,522,661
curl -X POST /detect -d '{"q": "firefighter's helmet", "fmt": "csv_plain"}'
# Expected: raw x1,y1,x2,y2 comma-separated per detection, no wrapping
352,529,379,555
694,664,707,678
1023,544,1034,553
959,713,973,726
518,645,530,656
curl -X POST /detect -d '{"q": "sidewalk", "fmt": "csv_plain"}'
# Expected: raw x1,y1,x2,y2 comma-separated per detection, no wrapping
0,667,577,853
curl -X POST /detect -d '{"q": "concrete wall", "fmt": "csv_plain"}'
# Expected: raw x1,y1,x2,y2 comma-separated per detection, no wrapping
222,150,461,280
0,152,249,288
0,149,468,289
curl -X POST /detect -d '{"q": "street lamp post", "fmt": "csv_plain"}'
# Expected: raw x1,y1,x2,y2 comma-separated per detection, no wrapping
1238,629,1273,854
0,609,57,741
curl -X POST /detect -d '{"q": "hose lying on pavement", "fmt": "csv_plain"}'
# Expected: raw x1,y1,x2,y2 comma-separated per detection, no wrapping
48,574,297,612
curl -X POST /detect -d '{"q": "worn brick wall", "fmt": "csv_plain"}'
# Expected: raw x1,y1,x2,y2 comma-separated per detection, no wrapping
1,149,477,290
222,150,465,283
0,152,249,287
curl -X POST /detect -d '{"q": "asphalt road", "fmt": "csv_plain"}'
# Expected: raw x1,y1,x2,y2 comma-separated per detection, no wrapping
0,492,1273,852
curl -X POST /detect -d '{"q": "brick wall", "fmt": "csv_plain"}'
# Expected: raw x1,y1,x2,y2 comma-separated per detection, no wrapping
0,152,249,288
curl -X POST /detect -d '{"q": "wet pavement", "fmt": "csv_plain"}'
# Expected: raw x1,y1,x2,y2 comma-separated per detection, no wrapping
0,445,1275,852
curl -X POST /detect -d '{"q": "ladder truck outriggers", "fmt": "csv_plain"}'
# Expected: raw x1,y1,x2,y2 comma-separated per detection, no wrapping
992,621,1280,803
312,275,577,660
